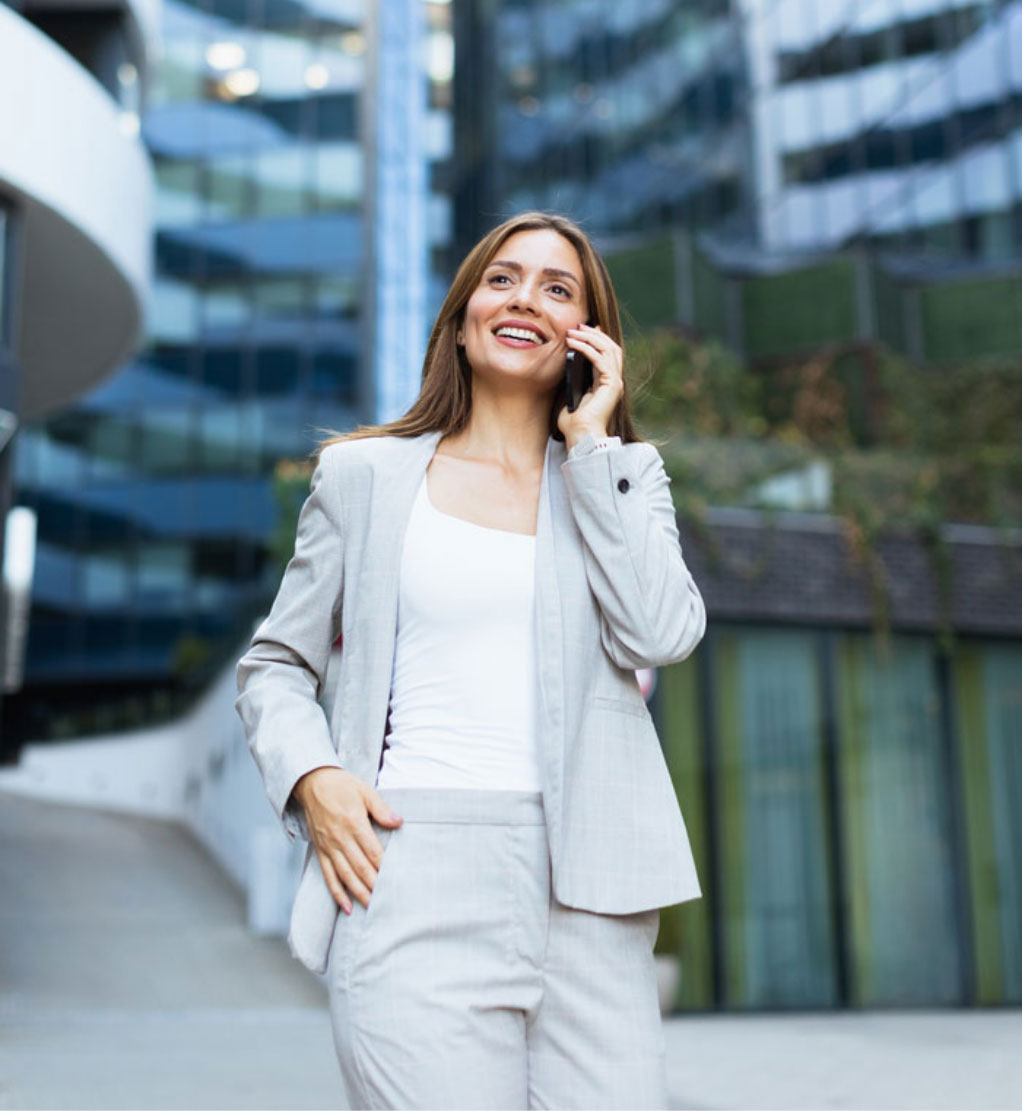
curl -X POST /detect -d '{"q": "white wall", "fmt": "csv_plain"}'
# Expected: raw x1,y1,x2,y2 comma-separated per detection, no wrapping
0,642,341,936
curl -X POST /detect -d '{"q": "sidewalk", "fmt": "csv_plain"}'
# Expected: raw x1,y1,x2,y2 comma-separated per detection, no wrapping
1,791,1019,1111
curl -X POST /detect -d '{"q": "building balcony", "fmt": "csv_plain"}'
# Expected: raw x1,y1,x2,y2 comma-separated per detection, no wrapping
0,0,155,420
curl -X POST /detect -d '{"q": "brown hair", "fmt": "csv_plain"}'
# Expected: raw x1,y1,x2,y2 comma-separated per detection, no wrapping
320,210,647,451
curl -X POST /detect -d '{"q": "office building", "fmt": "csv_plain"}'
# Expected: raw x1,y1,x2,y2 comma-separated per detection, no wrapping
6,0,452,744
457,0,1021,260
0,0,155,718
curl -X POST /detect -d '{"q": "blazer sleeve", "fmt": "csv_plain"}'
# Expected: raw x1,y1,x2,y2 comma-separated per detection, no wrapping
560,440,706,670
235,446,345,842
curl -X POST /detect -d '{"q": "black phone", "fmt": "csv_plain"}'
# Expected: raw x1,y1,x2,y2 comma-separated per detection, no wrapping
562,348,593,413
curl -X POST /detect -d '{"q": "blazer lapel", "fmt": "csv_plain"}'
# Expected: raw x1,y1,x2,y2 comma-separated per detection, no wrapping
357,429,444,770
534,435,568,817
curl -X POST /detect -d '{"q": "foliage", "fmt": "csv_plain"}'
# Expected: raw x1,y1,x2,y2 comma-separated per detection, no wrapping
272,458,315,577
627,327,1022,650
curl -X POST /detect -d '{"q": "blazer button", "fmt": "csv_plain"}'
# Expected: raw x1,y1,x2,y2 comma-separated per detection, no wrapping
617,477,630,493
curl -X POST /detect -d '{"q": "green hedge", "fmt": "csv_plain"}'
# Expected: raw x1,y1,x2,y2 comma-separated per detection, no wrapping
605,238,675,333
920,276,1022,362
742,259,859,359
606,232,1022,366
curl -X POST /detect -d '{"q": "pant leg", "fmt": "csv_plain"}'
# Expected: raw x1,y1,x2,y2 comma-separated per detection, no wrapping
527,902,668,1111
326,788,547,1111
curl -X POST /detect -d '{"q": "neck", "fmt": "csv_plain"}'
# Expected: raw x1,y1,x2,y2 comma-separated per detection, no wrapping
443,386,553,472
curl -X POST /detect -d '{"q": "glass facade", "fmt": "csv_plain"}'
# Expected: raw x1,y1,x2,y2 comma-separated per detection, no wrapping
455,0,1022,266
658,628,1022,1010
456,0,749,246
8,0,453,742
0,201,13,367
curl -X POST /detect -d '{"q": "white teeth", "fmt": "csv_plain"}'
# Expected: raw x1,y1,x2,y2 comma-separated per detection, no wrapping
495,327,542,343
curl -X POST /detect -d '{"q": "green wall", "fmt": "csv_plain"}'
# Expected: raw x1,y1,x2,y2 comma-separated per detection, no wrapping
605,233,1022,365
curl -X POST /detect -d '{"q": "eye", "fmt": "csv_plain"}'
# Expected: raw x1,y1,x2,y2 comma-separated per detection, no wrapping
550,284,572,297
488,274,511,285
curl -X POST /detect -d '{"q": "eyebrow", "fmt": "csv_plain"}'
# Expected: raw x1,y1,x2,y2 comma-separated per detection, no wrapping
486,259,582,287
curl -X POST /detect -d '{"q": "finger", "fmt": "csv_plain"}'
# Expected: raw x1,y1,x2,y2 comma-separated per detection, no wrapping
332,843,374,910
567,333,621,366
347,799,389,871
565,335,606,359
318,848,353,915
567,329,606,350
365,788,403,828
343,824,383,896
573,324,616,349
359,825,389,877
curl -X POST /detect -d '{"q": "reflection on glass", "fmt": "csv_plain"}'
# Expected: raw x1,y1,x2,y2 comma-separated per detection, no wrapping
314,142,362,209
315,275,359,319
151,280,199,343
84,552,132,608
0,206,7,348
139,408,193,474
155,160,203,225
208,153,252,219
956,642,1022,1004
253,31,312,99
206,41,247,71
204,283,250,331
153,34,205,106
254,278,307,319
34,431,85,490
254,145,310,216
87,414,136,473
715,628,838,1009
138,543,190,603
838,633,962,1006
198,405,241,471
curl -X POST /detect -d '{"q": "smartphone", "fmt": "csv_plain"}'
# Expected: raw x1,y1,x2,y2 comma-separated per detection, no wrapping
562,348,593,413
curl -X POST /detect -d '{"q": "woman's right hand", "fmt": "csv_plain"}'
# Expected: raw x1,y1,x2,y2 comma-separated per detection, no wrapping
291,767,403,915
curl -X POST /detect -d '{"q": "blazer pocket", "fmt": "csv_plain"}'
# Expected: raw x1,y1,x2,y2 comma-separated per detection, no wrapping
593,694,651,720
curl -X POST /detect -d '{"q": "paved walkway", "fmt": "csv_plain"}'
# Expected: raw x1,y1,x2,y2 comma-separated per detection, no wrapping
1,791,1019,1110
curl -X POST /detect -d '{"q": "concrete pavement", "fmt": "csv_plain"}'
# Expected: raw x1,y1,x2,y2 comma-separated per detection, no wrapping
2,791,1019,1111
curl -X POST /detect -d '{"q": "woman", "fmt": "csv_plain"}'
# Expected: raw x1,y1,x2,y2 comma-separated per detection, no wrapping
235,211,706,1110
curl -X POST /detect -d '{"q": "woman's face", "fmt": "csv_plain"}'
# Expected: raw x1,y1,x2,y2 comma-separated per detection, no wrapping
457,228,588,396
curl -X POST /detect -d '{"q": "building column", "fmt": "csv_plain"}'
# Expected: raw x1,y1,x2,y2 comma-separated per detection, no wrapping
361,0,430,427
0,198,22,751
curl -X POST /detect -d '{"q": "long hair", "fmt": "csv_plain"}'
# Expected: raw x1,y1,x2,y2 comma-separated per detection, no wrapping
320,210,647,450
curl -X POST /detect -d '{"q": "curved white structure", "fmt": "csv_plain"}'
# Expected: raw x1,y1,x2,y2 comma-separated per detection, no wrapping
0,1,154,421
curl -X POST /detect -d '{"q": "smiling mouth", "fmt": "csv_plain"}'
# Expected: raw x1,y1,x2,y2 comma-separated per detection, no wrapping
493,327,545,345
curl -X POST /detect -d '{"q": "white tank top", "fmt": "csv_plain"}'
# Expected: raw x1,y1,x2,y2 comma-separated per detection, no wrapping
375,471,542,791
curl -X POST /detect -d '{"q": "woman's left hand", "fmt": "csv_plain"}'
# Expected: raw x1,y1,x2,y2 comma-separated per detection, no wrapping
556,323,625,447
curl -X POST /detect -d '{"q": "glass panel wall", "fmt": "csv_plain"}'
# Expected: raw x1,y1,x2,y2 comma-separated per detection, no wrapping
715,628,838,1009
655,626,1020,1011
0,203,9,350
956,641,1022,1004
837,633,962,1006
658,648,712,1009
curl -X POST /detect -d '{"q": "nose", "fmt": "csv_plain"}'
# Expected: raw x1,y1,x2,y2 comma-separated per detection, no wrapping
507,277,541,314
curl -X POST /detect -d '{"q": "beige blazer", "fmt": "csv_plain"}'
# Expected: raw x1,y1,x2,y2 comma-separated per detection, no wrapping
235,430,706,973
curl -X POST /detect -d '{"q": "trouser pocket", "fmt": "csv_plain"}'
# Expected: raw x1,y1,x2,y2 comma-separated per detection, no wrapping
328,821,400,993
